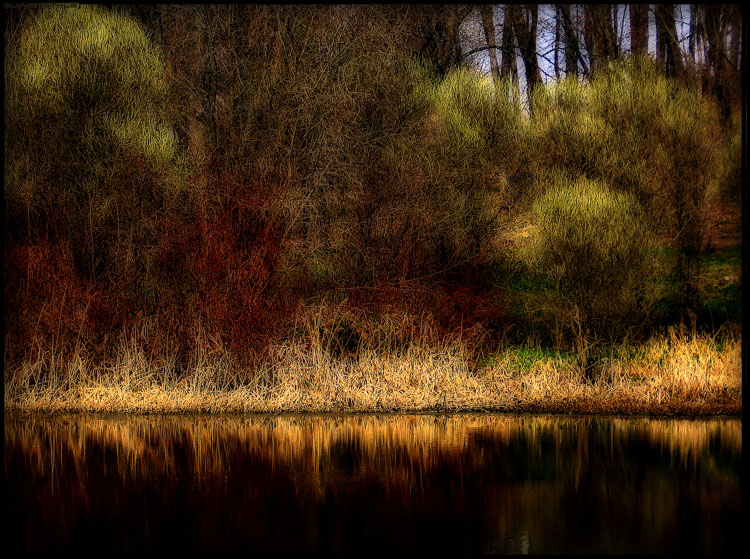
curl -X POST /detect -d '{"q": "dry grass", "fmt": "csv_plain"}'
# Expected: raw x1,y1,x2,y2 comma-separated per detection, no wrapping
4,322,741,415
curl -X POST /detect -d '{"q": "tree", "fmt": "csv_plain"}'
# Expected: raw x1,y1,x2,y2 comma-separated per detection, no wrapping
508,4,542,102
656,4,685,77
702,4,736,125
480,5,501,80
519,177,657,373
5,4,180,284
410,5,472,76
500,4,520,86
558,4,588,77
629,4,649,57
584,4,618,71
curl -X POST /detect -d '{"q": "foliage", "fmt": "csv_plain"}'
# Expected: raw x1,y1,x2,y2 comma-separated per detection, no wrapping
531,58,724,310
2,6,741,382
716,114,742,205
518,176,658,353
4,4,181,282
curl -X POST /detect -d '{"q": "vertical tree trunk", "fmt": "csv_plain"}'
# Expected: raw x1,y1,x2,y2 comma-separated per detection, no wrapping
509,4,542,100
414,5,471,76
500,5,520,103
554,6,561,78
558,4,584,76
630,4,649,57
584,5,597,71
704,4,731,125
688,4,696,62
585,4,618,72
481,5,501,79
601,5,619,60
728,5,741,70
656,4,684,77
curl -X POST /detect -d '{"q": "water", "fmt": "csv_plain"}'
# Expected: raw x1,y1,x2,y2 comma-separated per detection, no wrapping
4,412,742,555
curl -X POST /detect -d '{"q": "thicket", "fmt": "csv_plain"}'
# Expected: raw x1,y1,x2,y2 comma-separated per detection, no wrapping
531,58,725,319
3,5,740,373
517,177,657,374
4,5,185,360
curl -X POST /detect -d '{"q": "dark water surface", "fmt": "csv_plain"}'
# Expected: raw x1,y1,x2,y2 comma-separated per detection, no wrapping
4,412,742,555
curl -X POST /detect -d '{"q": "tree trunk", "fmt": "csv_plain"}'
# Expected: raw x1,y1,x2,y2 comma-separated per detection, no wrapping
584,5,618,72
558,4,584,76
657,5,684,77
481,5,501,80
630,4,648,57
509,4,542,100
688,5,696,61
704,4,731,125
554,6,561,78
500,5,520,104
728,5,741,70
414,5,471,76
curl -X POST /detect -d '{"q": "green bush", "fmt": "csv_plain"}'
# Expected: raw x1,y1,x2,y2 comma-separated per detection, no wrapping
716,115,742,206
519,176,658,354
5,5,181,280
531,58,723,315
405,67,531,277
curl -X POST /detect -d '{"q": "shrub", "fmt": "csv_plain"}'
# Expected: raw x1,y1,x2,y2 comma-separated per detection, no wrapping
531,57,723,315
406,67,531,279
519,176,658,364
716,114,742,207
4,5,181,283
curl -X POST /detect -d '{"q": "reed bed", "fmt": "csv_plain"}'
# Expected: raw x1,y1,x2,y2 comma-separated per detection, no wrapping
4,327,741,415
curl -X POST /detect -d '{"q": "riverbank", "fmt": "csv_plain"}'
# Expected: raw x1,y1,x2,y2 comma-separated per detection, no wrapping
4,328,741,415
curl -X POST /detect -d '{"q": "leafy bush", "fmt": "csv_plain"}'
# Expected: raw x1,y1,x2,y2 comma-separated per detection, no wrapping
5,5,181,281
405,67,530,279
716,114,742,206
531,57,723,313
519,176,658,356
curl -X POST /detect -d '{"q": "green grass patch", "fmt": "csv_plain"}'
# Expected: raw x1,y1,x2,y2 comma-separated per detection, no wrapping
701,246,742,277
697,245,742,324
606,344,648,363
510,272,556,294
481,345,575,370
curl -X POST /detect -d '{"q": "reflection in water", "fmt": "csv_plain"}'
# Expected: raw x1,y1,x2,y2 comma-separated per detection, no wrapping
4,412,742,554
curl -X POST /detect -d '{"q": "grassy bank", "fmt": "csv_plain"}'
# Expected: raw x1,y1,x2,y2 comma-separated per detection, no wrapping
4,328,741,415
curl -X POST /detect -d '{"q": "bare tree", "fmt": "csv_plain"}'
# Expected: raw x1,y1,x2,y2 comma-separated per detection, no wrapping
509,4,542,101
500,5,518,81
703,4,733,124
584,4,618,72
630,4,649,56
411,4,473,76
656,4,685,77
558,4,588,76
480,5,501,79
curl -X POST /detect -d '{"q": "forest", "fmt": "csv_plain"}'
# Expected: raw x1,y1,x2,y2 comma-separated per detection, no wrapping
3,4,742,414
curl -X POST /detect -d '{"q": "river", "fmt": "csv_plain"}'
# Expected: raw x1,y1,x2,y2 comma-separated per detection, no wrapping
4,412,742,554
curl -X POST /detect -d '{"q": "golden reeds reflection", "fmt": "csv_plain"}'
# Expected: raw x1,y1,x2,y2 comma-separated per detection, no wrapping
6,413,741,489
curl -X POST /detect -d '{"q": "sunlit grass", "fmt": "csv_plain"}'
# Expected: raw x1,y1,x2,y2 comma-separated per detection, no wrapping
4,324,741,415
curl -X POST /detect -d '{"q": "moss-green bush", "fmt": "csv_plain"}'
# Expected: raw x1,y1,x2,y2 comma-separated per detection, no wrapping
5,5,181,280
531,57,723,313
519,176,658,350
404,67,531,277
221,8,528,288
716,114,742,206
